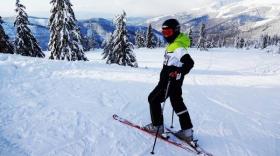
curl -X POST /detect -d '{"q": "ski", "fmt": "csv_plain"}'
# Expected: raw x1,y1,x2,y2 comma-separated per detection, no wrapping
165,127,213,156
113,114,212,155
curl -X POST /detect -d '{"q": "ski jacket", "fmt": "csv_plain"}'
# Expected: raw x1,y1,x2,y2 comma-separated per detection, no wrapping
163,33,191,68
159,33,194,84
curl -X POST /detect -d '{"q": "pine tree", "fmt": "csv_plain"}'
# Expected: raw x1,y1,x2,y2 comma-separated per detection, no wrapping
234,36,239,48
0,16,14,54
14,0,44,57
135,29,145,48
272,35,280,46
102,34,114,62
254,40,259,49
207,38,215,48
260,34,268,49
49,0,87,61
188,28,193,47
267,35,271,46
217,38,222,48
197,24,207,51
222,37,226,47
244,39,250,50
146,24,154,48
239,38,245,48
103,11,138,67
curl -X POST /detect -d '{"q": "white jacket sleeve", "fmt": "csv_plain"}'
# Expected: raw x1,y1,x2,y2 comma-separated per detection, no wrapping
165,48,187,67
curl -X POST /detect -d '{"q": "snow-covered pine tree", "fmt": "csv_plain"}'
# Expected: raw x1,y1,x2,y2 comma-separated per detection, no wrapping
222,37,226,47
135,29,145,48
234,36,240,48
254,40,259,49
104,11,137,67
207,38,215,48
102,33,114,62
49,0,87,61
244,39,250,50
217,38,222,48
0,16,14,54
14,0,44,57
260,34,268,49
239,38,245,48
188,28,193,47
267,35,272,47
197,24,207,51
272,35,280,46
146,24,155,48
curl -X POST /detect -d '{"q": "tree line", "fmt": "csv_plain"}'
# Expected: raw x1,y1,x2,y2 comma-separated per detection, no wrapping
0,0,163,67
189,23,280,52
1,0,279,66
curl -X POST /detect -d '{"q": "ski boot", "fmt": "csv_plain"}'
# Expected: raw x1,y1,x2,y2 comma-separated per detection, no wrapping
143,123,164,134
174,128,194,142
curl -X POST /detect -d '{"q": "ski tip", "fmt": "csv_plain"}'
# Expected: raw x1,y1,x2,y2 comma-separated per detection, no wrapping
112,114,118,119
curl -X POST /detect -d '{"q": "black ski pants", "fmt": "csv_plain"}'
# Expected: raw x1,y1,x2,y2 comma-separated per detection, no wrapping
148,77,193,130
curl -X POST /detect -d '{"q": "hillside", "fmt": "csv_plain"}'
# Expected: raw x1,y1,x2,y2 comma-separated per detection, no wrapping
0,48,279,156
1,17,162,51
147,0,280,41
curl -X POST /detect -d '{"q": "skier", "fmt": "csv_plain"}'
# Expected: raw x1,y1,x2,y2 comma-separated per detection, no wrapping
144,19,195,142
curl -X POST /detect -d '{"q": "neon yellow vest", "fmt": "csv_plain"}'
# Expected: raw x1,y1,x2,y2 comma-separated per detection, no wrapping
166,33,190,53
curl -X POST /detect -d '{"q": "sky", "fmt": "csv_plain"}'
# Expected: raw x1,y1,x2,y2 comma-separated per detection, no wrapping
0,0,212,19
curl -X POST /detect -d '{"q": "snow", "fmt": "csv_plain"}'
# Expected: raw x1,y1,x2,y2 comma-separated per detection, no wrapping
213,0,280,19
0,48,280,156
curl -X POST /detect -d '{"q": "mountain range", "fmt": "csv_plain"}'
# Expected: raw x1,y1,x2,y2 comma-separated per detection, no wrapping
147,0,280,41
2,0,280,50
1,16,162,51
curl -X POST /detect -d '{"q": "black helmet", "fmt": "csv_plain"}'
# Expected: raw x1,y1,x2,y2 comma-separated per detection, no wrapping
162,19,180,43
162,19,180,32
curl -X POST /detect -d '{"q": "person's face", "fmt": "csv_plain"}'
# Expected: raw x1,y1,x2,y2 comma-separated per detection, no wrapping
162,27,174,38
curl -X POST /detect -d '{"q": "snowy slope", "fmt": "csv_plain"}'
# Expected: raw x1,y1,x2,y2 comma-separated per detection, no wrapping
0,48,280,156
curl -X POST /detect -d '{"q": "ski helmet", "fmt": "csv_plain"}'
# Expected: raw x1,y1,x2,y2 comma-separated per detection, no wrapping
162,19,180,43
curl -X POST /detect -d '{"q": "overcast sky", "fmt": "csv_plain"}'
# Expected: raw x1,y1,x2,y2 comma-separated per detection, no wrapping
0,0,212,19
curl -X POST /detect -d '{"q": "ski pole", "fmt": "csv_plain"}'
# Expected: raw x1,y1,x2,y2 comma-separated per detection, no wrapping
151,80,171,155
170,110,174,128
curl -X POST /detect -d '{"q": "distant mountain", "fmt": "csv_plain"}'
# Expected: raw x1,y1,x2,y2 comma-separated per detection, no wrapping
2,17,162,51
210,0,243,8
3,0,279,50
145,0,280,44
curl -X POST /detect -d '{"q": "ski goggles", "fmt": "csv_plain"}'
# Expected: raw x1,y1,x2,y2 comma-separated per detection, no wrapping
162,27,174,37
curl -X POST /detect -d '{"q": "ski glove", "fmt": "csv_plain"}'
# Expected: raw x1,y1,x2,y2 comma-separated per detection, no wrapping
169,70,182,80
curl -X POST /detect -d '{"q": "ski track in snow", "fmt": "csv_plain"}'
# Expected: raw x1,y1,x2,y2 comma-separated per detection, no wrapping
0,48,280,156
